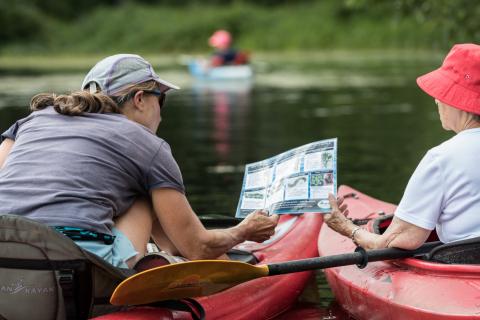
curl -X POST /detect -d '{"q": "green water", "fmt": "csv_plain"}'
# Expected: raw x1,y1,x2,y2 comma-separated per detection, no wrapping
0,53,451,316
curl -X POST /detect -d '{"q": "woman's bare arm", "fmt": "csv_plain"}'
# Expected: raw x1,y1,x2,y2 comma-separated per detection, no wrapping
151,188,279,260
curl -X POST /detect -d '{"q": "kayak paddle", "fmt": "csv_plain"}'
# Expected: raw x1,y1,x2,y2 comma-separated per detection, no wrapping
110,241,441,305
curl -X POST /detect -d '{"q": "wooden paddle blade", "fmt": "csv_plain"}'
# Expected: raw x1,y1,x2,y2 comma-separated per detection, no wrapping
110,260,270,305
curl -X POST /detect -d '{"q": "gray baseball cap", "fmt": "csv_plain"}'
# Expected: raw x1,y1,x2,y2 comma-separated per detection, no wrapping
81,54,180,96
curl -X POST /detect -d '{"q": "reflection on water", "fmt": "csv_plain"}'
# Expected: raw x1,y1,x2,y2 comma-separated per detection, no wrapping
192,79,253,162
0,56,451,317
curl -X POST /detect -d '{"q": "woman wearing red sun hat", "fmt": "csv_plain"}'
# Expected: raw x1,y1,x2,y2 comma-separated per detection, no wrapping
325,44,480,250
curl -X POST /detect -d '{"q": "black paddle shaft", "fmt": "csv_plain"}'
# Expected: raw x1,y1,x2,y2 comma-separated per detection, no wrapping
267,241,442,276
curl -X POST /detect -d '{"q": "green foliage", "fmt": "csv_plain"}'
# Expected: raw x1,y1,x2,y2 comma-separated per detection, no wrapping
344,0,480,48
0,1,45,44
30,0,118,19
1,0,479,53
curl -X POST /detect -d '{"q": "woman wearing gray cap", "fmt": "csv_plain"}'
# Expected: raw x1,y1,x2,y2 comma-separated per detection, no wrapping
0,54,278,268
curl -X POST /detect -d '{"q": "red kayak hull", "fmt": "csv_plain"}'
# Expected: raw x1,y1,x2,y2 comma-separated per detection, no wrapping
94,213,322,320
318,185,480,320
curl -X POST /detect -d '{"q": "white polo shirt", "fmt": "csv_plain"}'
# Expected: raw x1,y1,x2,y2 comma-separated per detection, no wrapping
395,128,480,243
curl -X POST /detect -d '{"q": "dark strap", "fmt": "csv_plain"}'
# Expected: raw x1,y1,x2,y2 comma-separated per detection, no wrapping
0,257,86,270
58,269,77,320
54,226,116,244
149,299,205,320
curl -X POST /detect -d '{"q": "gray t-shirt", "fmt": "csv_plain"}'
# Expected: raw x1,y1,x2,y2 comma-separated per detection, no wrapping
0,106,184,234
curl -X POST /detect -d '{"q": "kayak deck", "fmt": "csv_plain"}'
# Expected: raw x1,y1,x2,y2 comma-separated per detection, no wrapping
318,185,480,320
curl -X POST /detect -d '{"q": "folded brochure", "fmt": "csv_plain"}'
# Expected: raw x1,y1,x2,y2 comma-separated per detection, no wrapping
235,138,337,218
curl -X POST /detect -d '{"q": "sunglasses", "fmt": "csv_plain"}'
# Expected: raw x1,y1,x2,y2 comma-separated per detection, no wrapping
142,89,167,109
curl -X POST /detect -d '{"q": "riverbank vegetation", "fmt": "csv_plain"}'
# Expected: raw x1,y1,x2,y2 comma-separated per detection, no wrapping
1,0,477,55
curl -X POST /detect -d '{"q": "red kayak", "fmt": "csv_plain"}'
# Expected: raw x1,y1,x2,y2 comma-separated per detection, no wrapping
94,213,322,320
318,185,480,320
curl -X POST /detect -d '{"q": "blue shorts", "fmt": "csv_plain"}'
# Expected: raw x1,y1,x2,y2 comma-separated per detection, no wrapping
74,227,138,268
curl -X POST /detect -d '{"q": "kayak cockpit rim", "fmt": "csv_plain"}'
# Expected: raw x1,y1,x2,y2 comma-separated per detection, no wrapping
367,214,480,274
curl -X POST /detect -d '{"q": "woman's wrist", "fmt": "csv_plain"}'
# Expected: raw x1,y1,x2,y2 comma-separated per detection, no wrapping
230,224,247,243
350,226,362,246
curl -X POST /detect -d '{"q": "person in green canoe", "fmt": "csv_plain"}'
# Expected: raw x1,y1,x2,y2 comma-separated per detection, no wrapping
0,54,279,268
325,43,480,249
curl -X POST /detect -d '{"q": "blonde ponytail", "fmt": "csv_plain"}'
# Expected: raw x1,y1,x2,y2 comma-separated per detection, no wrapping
30,91,120,116
30,80,159,116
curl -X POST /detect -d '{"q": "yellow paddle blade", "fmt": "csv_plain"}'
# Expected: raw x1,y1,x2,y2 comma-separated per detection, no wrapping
110,260,270,305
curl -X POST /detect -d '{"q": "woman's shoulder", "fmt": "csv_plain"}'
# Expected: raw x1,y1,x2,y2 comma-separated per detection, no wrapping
7,106,56,130
97,114,168,149
429,129,480,159
20,109,166,148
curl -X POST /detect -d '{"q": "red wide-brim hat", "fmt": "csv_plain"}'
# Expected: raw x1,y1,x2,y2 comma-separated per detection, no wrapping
417,43,480,115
